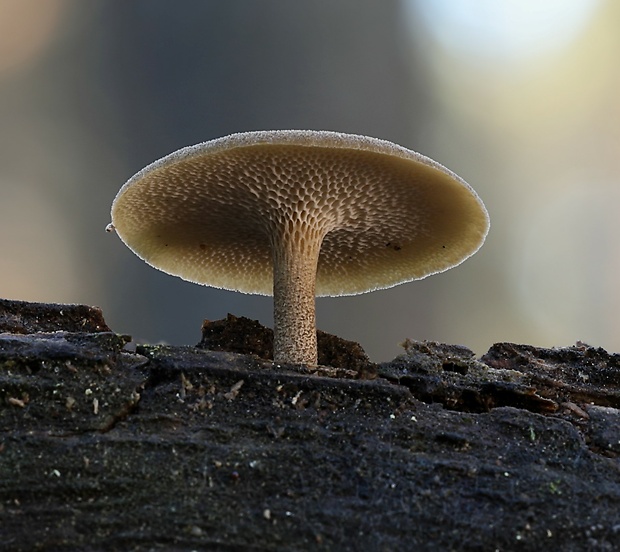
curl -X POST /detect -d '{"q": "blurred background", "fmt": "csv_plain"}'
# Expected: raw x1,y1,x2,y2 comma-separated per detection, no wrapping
1,0,619,362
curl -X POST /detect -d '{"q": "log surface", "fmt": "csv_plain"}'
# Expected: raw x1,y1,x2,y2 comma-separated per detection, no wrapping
1,299,619,551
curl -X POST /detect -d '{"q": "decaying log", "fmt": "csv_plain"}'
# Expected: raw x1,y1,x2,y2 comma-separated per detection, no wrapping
1,298,619,551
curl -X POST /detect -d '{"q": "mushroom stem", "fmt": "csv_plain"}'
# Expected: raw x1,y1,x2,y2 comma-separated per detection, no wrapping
271,223,324,365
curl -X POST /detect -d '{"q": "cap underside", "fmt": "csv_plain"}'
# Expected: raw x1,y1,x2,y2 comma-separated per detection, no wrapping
111,131,489,297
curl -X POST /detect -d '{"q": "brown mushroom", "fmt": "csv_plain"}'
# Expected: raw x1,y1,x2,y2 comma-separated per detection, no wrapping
109,130,489,365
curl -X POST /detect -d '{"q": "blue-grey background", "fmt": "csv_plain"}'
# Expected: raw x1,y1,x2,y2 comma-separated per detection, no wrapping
2,0,619,361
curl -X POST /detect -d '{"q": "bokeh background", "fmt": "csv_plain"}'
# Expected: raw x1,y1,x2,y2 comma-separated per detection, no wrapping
2,0,619,362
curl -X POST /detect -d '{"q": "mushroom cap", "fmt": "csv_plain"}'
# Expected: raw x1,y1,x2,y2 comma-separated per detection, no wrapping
111,130,489,297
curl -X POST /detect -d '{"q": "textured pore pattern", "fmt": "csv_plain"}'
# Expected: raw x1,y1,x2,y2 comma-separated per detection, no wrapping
111,130,489,296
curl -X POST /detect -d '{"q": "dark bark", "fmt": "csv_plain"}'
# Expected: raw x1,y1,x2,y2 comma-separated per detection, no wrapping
1,298,619,551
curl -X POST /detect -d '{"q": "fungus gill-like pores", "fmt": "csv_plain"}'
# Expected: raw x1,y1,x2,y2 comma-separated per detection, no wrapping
108,130,490,366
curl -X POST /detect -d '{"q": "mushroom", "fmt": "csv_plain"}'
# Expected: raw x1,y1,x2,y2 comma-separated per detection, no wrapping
109,130,489,365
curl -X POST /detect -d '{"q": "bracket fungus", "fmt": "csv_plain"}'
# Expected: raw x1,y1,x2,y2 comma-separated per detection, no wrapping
108,130,489,366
